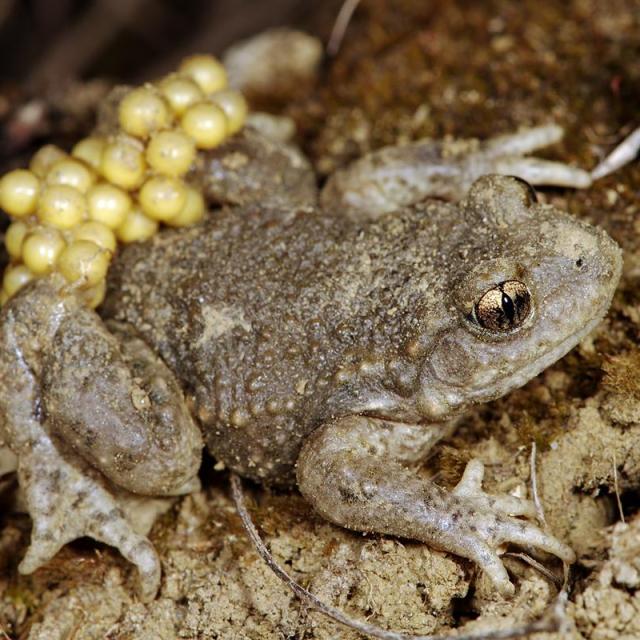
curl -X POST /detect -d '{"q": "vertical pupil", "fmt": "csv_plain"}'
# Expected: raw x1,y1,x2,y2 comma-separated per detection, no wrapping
501,292,515,322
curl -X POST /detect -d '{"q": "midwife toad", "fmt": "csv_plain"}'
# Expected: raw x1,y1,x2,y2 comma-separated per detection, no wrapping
0,124,621,601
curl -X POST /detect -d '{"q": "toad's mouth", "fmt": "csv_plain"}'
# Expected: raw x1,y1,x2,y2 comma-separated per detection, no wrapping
463,301,610,403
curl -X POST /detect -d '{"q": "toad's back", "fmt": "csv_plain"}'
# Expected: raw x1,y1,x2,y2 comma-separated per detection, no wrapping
103,203,455,484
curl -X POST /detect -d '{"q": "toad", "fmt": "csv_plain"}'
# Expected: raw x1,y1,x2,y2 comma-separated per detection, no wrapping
0,123,621,601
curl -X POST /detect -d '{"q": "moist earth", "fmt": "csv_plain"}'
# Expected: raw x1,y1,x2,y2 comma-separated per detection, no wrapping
1,0,640,638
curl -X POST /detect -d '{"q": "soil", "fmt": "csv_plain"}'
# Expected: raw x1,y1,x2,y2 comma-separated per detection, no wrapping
1,0,640,638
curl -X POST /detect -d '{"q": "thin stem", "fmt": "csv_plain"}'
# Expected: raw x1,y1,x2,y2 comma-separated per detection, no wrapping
327,0,361,56
529,442,546,525
612,451,625,524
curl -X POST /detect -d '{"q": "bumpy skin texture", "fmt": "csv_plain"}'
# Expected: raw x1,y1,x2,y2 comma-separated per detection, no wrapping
104,175,619,485
0,126,622,600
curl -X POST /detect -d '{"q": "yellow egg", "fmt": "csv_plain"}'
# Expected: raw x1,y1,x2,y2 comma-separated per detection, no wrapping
116,207,159,243
0,288,7,306
30,145,66,177
158,74,204,115
100,138,147,190
181,102,228,149
46,158,95,193
118,86,171,139
87,183,131,229
138,176,186,221
80,279,107,309
5,220,30,259
58,240,111,287
2,264,34,298
22,227,66,274
146,130,196,177
0,169,40,217
179,54,227,94
166,186,205,227
72,221,117,253
211,89,248,135
71,137,106,171
37,185,87,229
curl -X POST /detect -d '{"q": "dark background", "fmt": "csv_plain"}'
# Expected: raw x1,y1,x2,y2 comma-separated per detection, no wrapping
0,0,342,172
0,0,339,83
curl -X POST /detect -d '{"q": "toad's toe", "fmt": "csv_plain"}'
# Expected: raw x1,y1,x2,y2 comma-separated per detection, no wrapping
494,518,576,564
493,156,592,188
453,460,537,519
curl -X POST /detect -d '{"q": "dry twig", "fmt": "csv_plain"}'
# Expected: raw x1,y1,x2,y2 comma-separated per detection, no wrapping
327,0,361,56
591,126,640,179
503,552,563,589
612,451,625,524
529,442,546,525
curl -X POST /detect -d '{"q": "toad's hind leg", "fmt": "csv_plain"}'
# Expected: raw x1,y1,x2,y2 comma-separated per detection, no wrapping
320,124,592,221
0,320,160,599
0,277,203,600
41,313,203,497
297,415,575,596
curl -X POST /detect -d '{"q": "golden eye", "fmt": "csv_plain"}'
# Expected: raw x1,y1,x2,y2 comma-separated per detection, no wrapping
474,280,531,332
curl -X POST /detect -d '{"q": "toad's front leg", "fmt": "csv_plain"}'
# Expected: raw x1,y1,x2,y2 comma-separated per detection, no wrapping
297,415,575,596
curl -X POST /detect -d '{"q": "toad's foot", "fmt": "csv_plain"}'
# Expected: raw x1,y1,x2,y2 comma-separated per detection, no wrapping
321,124,592,221
297,416,575,596
17,430,161,601
447,459,574,594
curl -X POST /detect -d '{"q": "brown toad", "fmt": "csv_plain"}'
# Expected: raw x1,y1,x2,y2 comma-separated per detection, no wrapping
0,124,621,600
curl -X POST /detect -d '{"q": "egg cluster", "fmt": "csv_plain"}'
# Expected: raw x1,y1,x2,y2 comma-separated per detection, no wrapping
0,54,248,308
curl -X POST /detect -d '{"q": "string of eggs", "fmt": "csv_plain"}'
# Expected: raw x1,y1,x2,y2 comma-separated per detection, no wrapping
0,54,247,308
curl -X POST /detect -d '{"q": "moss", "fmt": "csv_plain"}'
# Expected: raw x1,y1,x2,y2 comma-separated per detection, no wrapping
602,348,640,401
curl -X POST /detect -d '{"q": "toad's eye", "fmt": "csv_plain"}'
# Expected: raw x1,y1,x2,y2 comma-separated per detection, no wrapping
474,280,531,332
